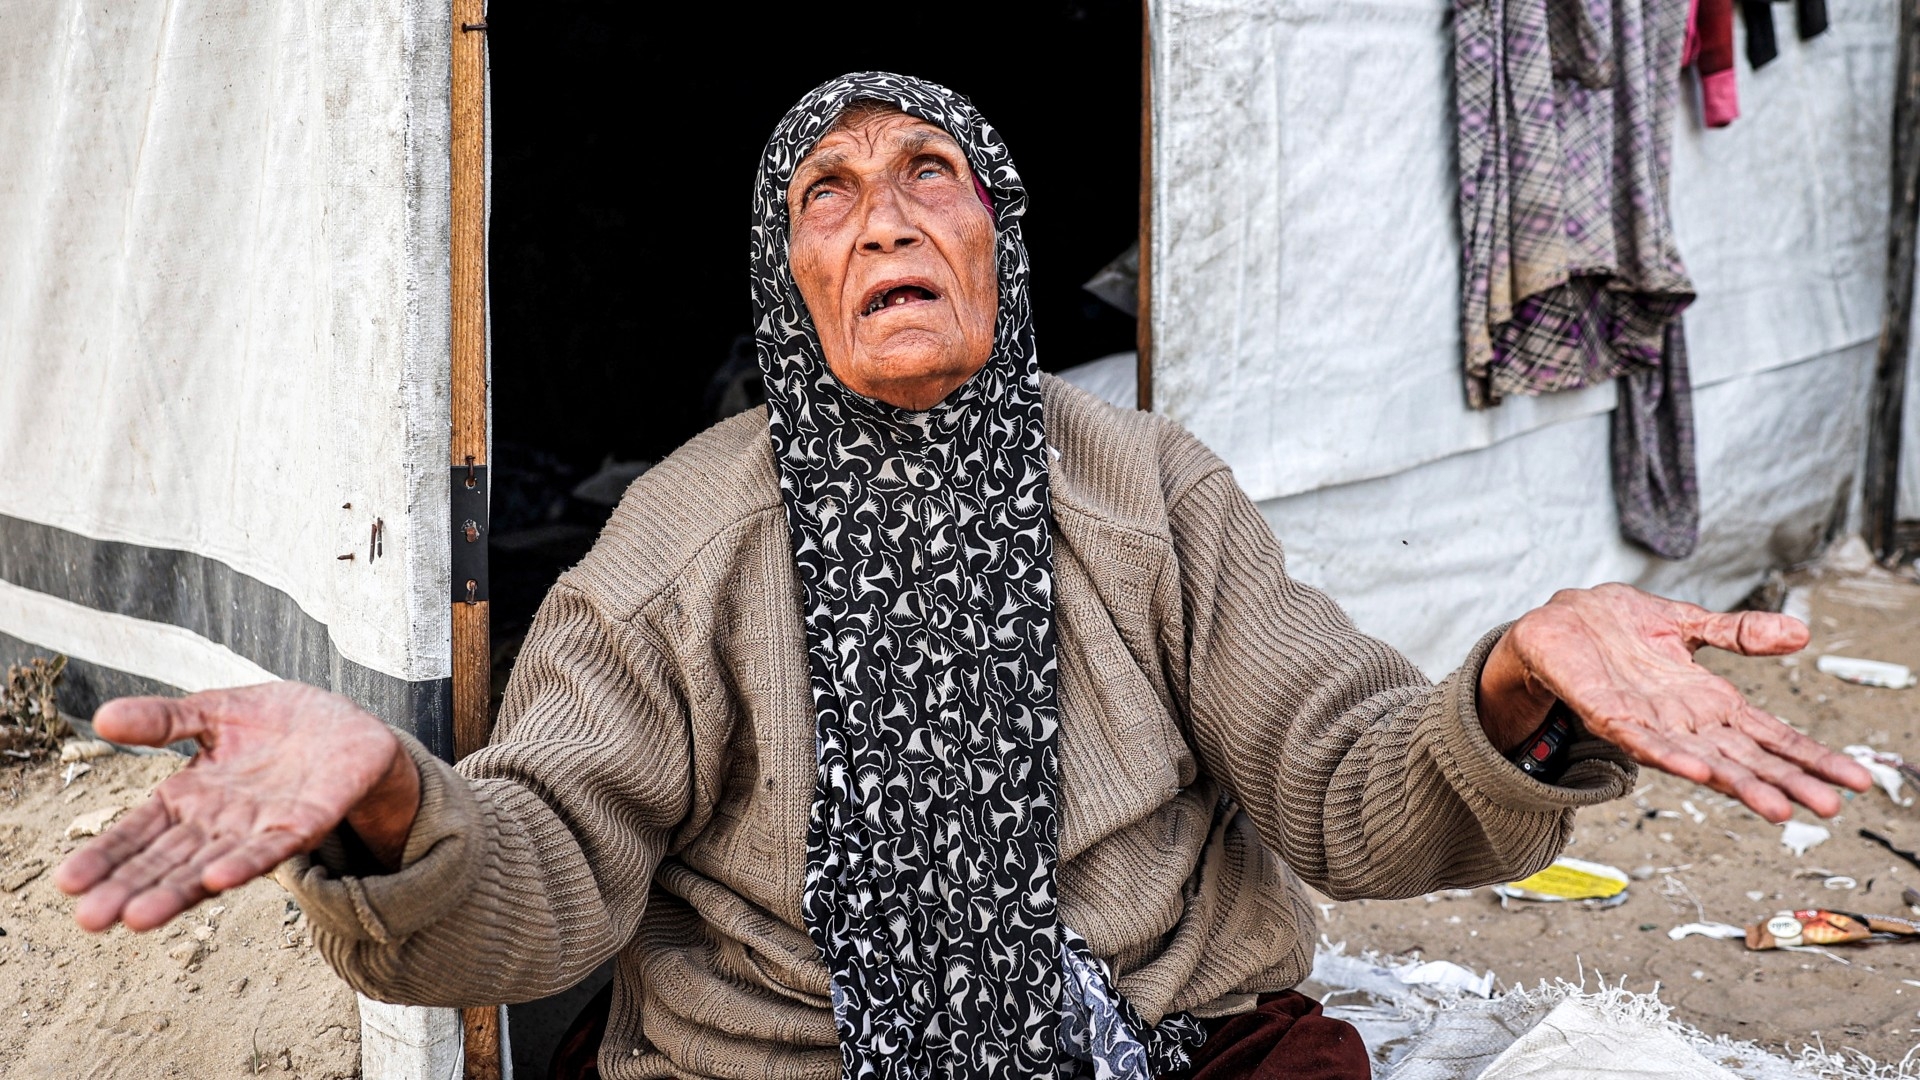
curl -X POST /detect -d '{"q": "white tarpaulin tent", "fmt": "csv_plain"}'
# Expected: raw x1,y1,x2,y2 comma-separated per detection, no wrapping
1149,0,1906,673
0,0,454,748
0,0,467,1072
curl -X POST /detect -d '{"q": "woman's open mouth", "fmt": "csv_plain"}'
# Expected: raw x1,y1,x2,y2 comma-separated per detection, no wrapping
859,283,940,318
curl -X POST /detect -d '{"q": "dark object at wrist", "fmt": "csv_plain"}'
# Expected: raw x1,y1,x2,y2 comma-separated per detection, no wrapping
1509,704,1575,782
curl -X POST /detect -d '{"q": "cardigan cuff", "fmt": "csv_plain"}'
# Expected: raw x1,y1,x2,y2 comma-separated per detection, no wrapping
274,730,484,946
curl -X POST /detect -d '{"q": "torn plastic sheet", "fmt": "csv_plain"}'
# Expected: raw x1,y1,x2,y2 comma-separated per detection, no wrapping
1779,820,1831,856
1843,745,1914,807
1303,942,1901,1079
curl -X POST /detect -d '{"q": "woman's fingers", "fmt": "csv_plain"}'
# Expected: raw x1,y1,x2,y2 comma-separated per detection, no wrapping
52,800,173,896
121,845,237,931
1594,718,1714,785
1740,708,1874,791
1681,608,1809,657
71,820,206,931
1698,726,1838,820
201,830,307,894
90,696,213,749
1675,732,1796,823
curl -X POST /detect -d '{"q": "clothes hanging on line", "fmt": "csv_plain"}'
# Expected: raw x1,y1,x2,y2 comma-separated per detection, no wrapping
1455,0,1702,558
1685,0,1739,126
1741,0,1829,69
1455,0,1696,407
1613,319,1700,559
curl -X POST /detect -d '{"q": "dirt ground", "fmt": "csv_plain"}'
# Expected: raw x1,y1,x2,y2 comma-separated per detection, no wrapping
0,751,360,1079
1314,555,1920,1070
3,556,1919,1077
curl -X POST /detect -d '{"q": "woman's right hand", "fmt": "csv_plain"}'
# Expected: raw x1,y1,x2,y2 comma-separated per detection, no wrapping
52,682,421,932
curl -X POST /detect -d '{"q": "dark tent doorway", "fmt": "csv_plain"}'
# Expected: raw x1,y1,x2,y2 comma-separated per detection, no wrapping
483,5,1143,1069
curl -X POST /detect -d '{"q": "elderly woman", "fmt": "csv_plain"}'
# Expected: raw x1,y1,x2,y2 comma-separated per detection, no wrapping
58,74,1867,1080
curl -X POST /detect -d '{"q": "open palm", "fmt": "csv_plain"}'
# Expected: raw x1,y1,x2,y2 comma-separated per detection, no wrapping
53,682,410,932
1509,584,1871,822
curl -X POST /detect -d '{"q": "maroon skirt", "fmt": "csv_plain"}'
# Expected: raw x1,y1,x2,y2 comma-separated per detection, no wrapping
551,988,1370,1080
1164,991,1373,1080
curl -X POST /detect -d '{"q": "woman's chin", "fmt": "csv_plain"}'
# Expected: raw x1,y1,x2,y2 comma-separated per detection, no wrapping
831,343,988,410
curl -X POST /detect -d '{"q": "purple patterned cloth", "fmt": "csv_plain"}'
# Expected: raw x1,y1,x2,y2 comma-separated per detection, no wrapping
1613,319,1699,558
1456,0,1701,557
1455,0,1696,408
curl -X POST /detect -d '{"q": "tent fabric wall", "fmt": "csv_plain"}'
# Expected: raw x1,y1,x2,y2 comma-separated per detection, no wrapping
1149,0,1895,672
0,0,455,755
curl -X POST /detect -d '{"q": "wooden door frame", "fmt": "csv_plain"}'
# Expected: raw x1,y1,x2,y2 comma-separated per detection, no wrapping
450,0,500,1076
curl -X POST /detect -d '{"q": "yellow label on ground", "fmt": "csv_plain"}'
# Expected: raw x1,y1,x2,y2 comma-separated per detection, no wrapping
1505,858,1629,900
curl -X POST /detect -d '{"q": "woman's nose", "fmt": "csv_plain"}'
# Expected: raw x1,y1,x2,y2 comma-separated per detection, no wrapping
855,186,923,253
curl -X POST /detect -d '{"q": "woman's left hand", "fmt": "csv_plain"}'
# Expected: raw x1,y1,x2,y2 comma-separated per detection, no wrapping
1478,583,1872,821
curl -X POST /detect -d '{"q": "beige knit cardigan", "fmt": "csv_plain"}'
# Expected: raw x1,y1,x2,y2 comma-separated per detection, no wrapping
278,377,1634,1079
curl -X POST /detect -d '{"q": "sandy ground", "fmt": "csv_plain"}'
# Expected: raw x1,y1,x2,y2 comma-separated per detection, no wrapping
0,751,360,1079
1313,558,1920,1069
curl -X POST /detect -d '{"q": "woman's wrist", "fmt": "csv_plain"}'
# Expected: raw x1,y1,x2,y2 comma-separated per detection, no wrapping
1476,624,1559,753
340,736,423,871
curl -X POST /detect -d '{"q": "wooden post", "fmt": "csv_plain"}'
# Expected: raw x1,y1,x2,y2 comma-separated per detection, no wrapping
1136,0,1154,413
1866,0,1920,560
450,1,499,1077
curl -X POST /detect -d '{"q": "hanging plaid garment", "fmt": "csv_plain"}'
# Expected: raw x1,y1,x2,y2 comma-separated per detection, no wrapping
1455,0,1697,408
750,72,1206,1080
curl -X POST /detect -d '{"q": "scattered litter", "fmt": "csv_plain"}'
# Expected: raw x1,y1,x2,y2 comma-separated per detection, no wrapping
1822,876,1857,890
1394,958,1496,998
1659,875,1706,922
1747,910,1870,949
1860,828,1920,872
1779,820,1830,856
1745,890,1767,902
1780,586,1813,626
1744,908,1920,949
1791,867,1836,879
1,749,30,760
1904,886,1920,912
63,806,123,839
1843,745,1914,806
1668,922,1745,941
57,738,114,764
1815,655,1916,688
1494,857,1629,903
1680,800,1705,824
1630,864,1655,881
60,761,90,787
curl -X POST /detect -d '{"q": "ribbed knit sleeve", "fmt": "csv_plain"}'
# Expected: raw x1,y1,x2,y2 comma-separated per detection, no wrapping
1164,463,1635,902
278,581,692,1006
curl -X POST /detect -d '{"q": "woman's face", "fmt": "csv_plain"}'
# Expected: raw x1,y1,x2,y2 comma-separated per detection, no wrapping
786,111,998,411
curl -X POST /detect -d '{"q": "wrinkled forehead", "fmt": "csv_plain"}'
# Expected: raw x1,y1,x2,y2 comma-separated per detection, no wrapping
790,112,965,185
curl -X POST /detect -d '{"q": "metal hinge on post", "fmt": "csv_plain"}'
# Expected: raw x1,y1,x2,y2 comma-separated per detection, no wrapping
452,457,489,604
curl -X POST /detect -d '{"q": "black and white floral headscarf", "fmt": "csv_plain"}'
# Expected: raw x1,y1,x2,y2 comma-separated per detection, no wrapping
751,72,1203,1080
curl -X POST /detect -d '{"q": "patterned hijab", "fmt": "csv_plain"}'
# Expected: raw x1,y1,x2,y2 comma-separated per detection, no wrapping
751,72,1202,1079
